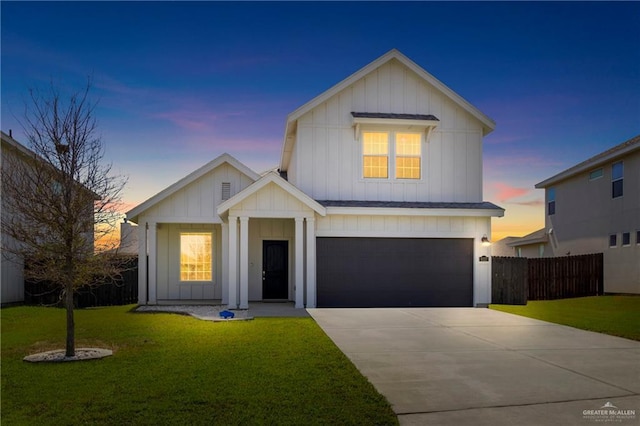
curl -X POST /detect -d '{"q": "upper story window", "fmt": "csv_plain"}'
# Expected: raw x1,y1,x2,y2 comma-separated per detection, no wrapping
362,131,422,180
589,168,603,180
612,161,623,198
547,187,556,216
395,133,421,179
363,132,389,178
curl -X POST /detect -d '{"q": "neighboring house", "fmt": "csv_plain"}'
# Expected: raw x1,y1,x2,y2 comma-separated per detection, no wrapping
506,228,550,258
127,49,504,308
533,134,640,294
1,131,29,305
1,130,98,305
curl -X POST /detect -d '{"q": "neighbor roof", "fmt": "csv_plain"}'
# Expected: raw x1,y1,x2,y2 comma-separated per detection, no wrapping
506,228,549,247
280,49,496,171
536,134,640,188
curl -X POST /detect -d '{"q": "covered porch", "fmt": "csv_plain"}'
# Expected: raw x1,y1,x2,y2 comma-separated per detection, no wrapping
217,172,326,309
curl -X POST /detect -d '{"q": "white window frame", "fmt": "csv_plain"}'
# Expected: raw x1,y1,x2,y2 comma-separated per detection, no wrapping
360,129,423,181
179,232,214,283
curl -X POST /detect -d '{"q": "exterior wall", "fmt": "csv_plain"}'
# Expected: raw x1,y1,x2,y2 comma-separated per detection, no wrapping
544,149,640,293
1,237,24,305
154,223,221,301
516,243,548,258
288,58,484,203
141,163,255,222
228,182,313,218
316,213,493,306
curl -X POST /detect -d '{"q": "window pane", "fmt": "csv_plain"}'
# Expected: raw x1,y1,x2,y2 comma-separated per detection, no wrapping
180,233,212,281
363,132,388,155
363,156,388,178
395,133,421,156
622,232,630,246
548,200,556,216
589,168,603,180
609,234,617,247
612,180,623,198
548,188,555,201
612,162,623,180
396,157,421,179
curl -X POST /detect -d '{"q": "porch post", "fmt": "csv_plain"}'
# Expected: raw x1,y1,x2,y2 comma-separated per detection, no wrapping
137,221,148,304
228,216,238,309
147,222,157,304
294,217,304,308
239,216,249,309
221,222,229,305
305,217,316,308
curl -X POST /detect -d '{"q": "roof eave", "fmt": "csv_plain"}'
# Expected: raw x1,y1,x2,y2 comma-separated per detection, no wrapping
535,135,640,188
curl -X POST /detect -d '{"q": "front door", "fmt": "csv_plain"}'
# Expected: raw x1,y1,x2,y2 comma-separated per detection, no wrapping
262,240,288,299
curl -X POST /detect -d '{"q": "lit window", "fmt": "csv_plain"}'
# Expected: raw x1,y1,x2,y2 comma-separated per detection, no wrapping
612,162,623,198
180,233,212,281
589,168,603,180
547,188,556,216
395,133,421,179
609,234,617,248
363,132,389,178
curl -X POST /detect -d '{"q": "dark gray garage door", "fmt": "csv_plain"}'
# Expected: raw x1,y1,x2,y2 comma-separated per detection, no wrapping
316,237,473,308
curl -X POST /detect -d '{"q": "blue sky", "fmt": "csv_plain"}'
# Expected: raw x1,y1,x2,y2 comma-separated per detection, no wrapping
2,1,639,239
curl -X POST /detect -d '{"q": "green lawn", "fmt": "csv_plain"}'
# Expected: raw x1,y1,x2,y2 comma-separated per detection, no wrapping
490,295,640,341
1,305,398,425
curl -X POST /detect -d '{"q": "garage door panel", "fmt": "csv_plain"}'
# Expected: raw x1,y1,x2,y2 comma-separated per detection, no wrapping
317,237,473,308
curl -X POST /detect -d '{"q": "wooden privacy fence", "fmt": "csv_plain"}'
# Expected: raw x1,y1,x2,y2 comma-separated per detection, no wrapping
492,253,603,305
24,256,138,308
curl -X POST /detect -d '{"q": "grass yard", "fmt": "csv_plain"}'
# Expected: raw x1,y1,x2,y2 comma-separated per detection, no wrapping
491,295,640,341
1,305,398,425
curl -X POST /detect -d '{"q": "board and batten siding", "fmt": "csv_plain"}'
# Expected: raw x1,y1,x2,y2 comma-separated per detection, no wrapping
228,182,315,218
288,58,483,203
140,163,255,222
155,223,221,300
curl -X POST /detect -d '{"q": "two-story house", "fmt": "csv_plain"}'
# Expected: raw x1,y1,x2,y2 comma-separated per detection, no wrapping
533,135,640,294
127,49,504,308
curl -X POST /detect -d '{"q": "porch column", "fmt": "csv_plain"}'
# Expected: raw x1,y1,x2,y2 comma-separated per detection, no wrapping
239,216,249,309
147,222,157,304
228,216,238,309
305,217,316,308
137,221,148,304
295,217,304,308
221,222,229,305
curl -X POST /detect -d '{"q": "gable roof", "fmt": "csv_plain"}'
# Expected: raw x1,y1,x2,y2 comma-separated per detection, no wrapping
127,153,260,222
217,171,326,217
536,134,640,188
280,49,496,170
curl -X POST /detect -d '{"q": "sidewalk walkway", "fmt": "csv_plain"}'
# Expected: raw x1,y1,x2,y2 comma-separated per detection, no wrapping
136,302,308,321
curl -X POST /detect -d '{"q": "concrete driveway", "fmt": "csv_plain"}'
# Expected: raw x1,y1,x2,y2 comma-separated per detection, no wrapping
308,308,640,425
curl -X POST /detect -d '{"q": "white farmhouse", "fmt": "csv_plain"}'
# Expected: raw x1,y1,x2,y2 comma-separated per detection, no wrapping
127,49,504,308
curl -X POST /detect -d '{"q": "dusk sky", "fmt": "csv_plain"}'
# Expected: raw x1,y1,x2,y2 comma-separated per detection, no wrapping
2,2,639,241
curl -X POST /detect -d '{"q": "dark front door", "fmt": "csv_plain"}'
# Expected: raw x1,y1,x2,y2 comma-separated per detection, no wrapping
262,240,288,299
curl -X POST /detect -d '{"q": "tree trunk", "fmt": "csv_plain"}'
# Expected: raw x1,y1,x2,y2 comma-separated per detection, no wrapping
65,285,75,357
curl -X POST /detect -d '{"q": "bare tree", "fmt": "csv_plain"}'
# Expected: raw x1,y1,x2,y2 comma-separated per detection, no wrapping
1,80,127,357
